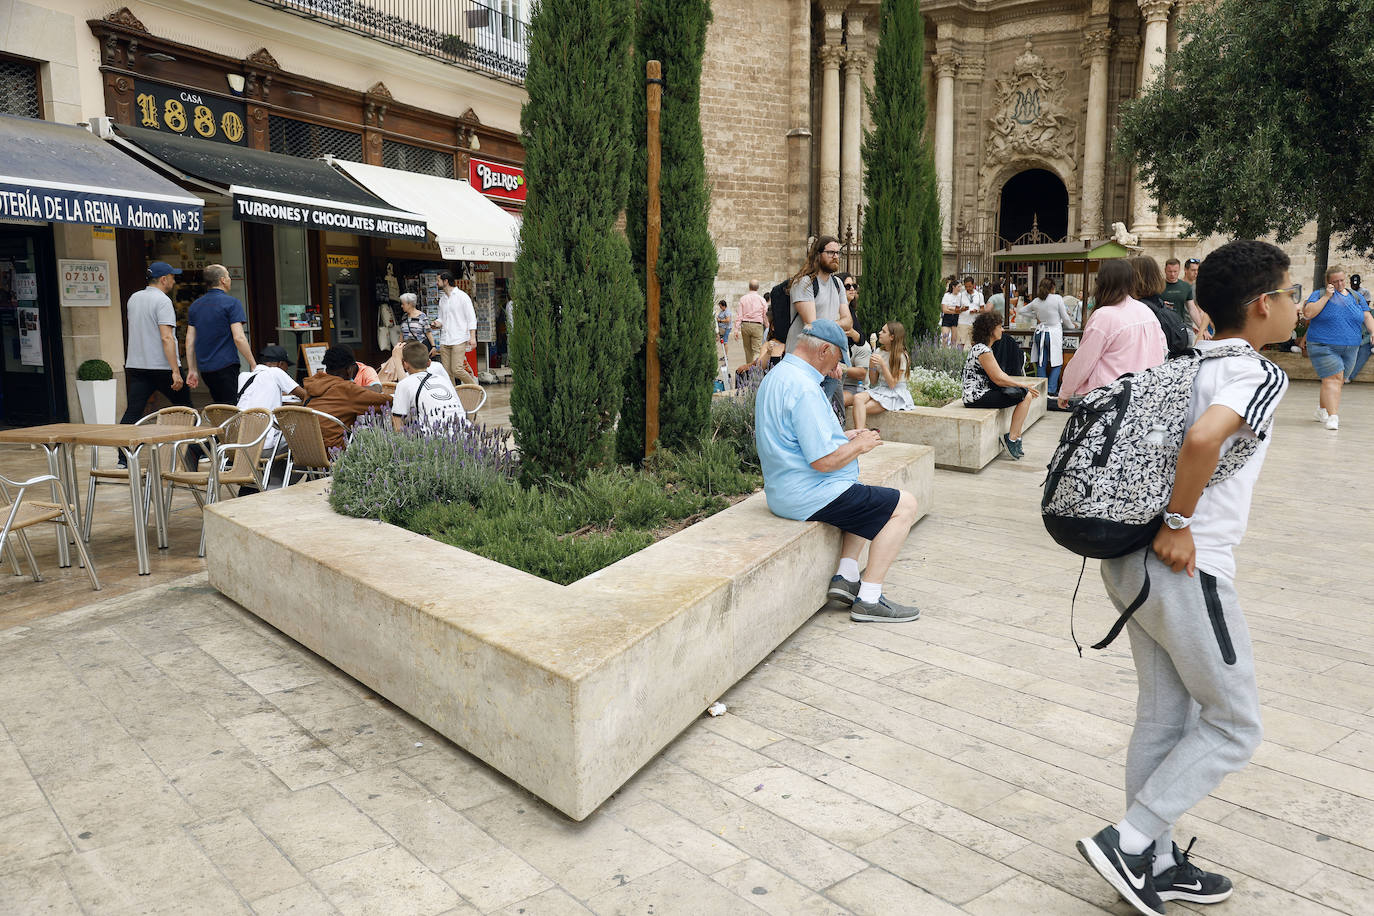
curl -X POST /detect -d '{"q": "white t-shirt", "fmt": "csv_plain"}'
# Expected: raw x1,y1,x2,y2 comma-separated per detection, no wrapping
236,365,300,448
125,286,178,370
1186,340,1289,580
437,287,477,346
392,362,467,428
957,288,984,326
940,292,958,315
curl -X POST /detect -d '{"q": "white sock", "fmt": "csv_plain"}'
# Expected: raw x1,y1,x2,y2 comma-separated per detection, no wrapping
836,558,860,582
1153,848,1177,876
857,581,882,603
1115,819,1153,855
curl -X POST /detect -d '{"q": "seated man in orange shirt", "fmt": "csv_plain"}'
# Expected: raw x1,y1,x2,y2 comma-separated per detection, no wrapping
302,346,391,452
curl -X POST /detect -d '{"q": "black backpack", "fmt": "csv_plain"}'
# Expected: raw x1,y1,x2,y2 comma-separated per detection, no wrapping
1143,296,1192,358
768,275,844,344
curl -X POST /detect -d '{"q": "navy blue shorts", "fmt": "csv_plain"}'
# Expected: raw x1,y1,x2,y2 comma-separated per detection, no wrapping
808,483,901,540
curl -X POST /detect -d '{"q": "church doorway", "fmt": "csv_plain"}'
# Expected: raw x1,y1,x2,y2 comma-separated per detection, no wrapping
998,168,1068,244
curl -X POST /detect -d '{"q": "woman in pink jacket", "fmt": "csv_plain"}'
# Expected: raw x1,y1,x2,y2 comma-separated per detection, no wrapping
1057,259,1167,406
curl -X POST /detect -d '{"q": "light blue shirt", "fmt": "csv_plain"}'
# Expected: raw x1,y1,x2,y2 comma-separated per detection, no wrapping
754,353,857,520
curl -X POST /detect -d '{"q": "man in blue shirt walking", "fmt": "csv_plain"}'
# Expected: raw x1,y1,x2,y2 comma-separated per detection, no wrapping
187,263,256,405
754,320,922,622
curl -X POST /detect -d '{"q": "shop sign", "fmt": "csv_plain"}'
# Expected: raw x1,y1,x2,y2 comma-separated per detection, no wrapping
131,80,247,146
232,191,428,241
14,273,37,301
468,157,526,204
0,181,203,231
439,240,519,261
58,259,111,307
327,254,360,269
92,225,116,241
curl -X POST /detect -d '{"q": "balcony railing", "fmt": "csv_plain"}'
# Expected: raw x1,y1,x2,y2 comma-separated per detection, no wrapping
251,0,528,84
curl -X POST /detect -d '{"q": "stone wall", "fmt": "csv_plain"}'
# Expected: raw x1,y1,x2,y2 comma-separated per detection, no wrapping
699,0,796,304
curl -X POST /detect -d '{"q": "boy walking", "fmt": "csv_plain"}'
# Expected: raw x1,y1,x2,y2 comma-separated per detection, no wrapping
391,341,466,431
1077,241,1298,915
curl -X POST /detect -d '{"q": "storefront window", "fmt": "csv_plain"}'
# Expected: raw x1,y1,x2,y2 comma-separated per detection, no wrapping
275,227,311,330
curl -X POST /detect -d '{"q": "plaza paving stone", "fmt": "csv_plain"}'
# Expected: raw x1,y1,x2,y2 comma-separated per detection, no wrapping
0,379,1370,914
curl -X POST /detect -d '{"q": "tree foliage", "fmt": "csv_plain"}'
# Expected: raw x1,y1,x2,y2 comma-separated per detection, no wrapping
861,0,943,337
617,0,719,461
1117,0,1374,282
509,0,640,481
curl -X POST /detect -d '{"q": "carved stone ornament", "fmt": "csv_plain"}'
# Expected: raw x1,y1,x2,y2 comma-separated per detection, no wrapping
932,51,960,78
1082,28,1114,62
986,40,1078,166
818,44,847,69
246,47,281,70
1138,0,1174,24
366,81,393,100
103,7,148,32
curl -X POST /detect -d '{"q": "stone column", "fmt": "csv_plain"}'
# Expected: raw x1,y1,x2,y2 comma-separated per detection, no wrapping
1131,0,1173,236
840,41,866,242
818,42,845,239
1079,28,1113,239
932,49,958,246
786,0,812,265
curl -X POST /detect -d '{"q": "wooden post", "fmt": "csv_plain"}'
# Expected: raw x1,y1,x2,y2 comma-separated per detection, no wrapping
645,60,663,458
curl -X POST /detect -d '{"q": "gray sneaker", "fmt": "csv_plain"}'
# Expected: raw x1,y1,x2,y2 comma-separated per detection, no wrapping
826,575,860,607
850,594,921,623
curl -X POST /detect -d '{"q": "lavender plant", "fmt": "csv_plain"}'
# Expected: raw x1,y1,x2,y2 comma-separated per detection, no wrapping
907,333,966,376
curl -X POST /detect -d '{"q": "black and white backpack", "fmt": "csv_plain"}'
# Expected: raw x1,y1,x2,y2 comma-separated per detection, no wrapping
1042,344,1275,560
1042,345,1282,651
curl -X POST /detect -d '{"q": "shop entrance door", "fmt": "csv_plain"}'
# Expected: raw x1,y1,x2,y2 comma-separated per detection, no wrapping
0,226,66,426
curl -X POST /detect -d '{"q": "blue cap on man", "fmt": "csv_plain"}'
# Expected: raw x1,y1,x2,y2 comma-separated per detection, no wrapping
148,261,182,279
801,319,851,365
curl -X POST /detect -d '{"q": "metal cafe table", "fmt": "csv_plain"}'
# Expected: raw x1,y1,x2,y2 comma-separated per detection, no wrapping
0,423,206,576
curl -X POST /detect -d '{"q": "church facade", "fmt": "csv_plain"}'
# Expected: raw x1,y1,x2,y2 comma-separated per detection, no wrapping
698,0,1361,302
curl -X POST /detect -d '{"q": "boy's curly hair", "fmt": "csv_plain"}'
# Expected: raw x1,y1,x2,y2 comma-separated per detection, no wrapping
1196,241,1290,332
972,311,1003,346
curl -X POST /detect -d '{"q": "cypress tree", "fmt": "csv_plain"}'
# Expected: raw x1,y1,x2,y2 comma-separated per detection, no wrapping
616,0,718,461
509,0,640,481
861,0,943,337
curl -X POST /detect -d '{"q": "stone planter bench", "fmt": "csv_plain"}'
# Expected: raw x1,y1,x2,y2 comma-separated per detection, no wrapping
852,376,1048,472
204,443,934,820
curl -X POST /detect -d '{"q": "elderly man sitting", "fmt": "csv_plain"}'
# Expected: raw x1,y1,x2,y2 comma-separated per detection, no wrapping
754,319,922,622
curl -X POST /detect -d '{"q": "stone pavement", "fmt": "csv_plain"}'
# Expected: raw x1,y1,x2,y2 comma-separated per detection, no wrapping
0,379,1371,915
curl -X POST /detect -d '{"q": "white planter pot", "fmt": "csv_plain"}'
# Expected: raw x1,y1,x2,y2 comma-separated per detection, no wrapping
75,378,117,425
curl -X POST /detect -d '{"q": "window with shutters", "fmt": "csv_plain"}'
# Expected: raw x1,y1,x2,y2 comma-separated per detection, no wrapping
0,59,41,119
268,116,363,162
382,140,455,179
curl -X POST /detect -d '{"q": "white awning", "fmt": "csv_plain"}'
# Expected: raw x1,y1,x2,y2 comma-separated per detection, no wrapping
329,158,521,262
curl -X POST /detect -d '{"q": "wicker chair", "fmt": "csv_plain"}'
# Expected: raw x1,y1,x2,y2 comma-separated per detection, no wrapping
201,404,242,429
159,408,273,556
84,405,200,541
455,384,487,422
272,406,350,487
2,471,99,590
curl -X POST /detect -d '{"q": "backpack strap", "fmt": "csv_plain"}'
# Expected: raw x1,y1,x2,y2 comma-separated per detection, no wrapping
237,373,259,399
415,371,433,422
1091,551,1152,651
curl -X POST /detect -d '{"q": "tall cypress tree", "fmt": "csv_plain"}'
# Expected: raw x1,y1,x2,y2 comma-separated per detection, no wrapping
510,0,640,481
616,0,718,461
861,0,943,336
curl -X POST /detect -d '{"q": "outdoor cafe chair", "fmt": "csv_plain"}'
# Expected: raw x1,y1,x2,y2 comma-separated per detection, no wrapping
271,406,350,488
455,384,487,422
2,470,100,590
84,405,200,541
158,408,273,557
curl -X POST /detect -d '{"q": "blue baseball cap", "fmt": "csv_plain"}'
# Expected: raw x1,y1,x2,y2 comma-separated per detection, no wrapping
148,261,182,279
801,319,851,365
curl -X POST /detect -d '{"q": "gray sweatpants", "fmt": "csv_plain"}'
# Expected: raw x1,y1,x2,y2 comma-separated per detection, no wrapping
1100,548,1263,851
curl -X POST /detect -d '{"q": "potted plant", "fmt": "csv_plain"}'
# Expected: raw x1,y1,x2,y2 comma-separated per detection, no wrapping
75,359,117,424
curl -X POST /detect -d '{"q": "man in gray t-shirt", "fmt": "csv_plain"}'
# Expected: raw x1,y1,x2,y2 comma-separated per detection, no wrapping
785,236,854,423
119,261,192,425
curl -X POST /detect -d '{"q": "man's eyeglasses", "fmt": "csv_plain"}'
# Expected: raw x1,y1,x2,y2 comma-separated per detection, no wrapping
822,247,842,256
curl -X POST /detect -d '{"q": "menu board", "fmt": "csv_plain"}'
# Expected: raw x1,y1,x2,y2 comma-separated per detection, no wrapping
474,269,495,343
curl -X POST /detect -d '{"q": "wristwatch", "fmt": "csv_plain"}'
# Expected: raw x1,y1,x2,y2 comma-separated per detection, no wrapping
1163,511,1192,530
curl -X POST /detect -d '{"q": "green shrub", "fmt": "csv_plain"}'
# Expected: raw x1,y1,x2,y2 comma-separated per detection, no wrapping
907,335,965,375
907,366,962,407
76,359,114,381
708,380,759,470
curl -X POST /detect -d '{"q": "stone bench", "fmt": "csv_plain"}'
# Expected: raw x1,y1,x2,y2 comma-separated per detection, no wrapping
204,443,935,820
856,376,1048,472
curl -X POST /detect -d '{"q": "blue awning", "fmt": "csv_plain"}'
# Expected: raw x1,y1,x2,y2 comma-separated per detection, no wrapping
0,114,204,231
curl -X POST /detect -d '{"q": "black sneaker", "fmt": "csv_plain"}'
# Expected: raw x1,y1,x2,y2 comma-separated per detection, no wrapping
1001,433,1021,460
1076,826,1164,916
826,575,859,607
849,594,920,623
1155,838,1233,904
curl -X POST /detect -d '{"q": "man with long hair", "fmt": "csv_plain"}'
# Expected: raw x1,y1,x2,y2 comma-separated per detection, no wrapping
786,236,854,422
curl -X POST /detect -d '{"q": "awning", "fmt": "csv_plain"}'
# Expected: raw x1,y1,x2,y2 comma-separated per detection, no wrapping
0,114,203,230
329,158,520,262
111,124,427,241
993,239,1132,263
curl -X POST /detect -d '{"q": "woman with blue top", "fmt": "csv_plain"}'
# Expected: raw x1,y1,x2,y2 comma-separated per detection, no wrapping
1304,265,1374,430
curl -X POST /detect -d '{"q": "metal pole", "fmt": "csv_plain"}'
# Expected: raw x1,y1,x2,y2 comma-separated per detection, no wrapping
645,60,663,459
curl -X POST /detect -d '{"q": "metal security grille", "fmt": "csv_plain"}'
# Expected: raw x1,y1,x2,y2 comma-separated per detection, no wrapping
382,139,454,179
268,116,363,161
0,59,41,119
